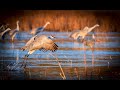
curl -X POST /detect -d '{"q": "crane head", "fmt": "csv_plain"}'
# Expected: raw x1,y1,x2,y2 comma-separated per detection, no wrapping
47,21,50,25
16,20,19,24
49,35,55,39
95,24,99,27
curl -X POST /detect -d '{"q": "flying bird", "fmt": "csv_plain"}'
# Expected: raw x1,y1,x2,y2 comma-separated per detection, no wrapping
0,23,9,32
30,21,50,35
0,20,20,41
0,28,11,39
70,24,99,42
21,34,58,58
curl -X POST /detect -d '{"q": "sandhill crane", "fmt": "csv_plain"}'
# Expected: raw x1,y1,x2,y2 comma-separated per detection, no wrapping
21,34,58,58
70,24,99,42
0,20,20,41
0,23,9,32
30,21,50,35
0,28,11,39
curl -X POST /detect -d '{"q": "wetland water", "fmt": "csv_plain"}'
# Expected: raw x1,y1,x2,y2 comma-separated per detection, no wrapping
0,31,120,80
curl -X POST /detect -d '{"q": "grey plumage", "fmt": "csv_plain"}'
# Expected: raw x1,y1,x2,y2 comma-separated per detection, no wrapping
0,20,20,41
21,35,58,57
0,28,11,40
70,24,99,42
30,21,50,35
0,23,9,32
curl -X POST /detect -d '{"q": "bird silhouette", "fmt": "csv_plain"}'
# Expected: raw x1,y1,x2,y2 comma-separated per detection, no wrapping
0,20,20,41
0,23,9,32
30,21,50,35
21,34,58,58
70,24,99,42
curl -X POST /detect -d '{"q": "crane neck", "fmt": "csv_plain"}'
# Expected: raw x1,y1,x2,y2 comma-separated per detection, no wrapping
16,22,19,31
43,22,49,29
87,24,99,33
93,24,99,29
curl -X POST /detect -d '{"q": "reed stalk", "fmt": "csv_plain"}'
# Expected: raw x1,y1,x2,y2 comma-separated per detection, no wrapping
49,53,66,80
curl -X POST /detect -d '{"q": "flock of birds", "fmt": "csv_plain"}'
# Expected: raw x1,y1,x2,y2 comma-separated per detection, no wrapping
0,20,100,59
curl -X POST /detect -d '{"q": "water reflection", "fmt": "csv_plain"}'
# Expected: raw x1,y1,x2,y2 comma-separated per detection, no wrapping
0,31,120,80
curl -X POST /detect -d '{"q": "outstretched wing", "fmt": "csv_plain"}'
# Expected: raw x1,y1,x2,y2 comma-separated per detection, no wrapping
70,30,80,40
0,28,11,40
83,26,89,31
41,37,58,52
26,35,37,46
29,35,58,52
42,41,58,52
9,29,18,36
21,35,37,51
35,27,44,35
30,27,44,35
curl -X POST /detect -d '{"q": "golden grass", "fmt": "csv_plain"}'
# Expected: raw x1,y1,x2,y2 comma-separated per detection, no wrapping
2,10,120,32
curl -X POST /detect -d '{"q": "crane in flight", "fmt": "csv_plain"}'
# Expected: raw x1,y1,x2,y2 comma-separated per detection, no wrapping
21,34,58,58
70,24,99,42
30,21,50,35
0,20,20,41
